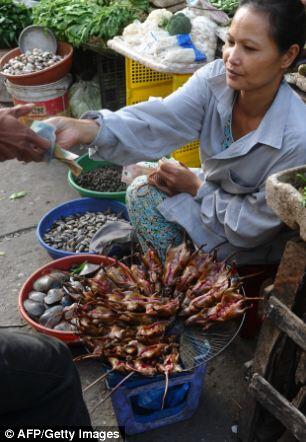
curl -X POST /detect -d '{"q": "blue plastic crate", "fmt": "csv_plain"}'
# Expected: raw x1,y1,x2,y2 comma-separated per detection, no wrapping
105,364,206,435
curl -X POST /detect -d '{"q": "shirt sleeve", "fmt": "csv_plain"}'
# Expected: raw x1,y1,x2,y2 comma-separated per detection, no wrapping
81,62,218,165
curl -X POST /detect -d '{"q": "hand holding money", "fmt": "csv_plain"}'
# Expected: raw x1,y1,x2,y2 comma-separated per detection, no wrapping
148,157,202,197
31,121,83,176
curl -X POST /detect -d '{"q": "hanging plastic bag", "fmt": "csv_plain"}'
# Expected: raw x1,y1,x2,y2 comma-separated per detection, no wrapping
69,76,102,118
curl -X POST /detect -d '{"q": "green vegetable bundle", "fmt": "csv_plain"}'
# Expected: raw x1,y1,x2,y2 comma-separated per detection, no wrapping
209,0,239,17
296,173,306,207
32,0,149,47
0,0,32,48
166,13,192,36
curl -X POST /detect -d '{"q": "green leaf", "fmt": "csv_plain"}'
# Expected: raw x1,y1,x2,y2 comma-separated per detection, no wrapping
9,191,27,200
296,173,306,184
70,262,86,275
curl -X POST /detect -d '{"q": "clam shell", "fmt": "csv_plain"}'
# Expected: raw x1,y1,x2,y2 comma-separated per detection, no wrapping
39,305,63,328
33,275,54,292
24,299,46,319
54,322,72,332
45,288,65,306
61,295,73,307
28,291,46,303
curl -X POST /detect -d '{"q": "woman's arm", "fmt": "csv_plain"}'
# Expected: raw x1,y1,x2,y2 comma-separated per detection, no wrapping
47,61,221,165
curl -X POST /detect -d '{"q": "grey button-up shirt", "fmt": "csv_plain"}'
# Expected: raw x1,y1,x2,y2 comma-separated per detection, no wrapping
84,59,306,265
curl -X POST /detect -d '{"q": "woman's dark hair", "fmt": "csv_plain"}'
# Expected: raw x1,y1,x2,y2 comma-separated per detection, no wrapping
239,0,306,64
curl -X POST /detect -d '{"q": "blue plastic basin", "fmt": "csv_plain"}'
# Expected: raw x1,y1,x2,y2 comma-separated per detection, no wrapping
37,197,129,260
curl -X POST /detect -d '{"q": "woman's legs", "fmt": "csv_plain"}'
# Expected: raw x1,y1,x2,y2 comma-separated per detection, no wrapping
126,176,184,262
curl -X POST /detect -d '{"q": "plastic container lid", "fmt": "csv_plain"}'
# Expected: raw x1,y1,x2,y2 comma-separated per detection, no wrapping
19,26,57,54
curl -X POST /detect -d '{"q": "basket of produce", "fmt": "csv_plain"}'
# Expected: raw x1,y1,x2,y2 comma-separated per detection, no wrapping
266,165,306,242
68,154,126,203
37,197,128,259
0,41,73,86
18,253,121,343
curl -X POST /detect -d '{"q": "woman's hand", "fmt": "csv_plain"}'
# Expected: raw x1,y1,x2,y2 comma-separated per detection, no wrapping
0,105,50,162
44,116,100,150
151,162,202,197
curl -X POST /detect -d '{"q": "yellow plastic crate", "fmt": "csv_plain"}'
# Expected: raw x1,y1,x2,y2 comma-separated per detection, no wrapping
172,73,201,167
172,73,192,91
126,58,173,90
172,140,201,168
125,59,200,167
126,82,173,106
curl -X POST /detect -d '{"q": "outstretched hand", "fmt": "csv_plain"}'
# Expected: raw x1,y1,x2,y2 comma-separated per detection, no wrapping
44,116,100,150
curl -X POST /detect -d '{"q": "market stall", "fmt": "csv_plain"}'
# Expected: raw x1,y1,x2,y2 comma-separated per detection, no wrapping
1,0,306,438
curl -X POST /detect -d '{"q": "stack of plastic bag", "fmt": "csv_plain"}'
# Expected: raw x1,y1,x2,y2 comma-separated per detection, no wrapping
121,8,218,65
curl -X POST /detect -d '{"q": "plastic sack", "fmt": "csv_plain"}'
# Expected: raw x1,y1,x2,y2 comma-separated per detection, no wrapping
69,76,102,119
186,0,230,25
89,219,135,257
150,0,181,7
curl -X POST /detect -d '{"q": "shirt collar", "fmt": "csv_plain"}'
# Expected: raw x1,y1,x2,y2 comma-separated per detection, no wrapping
207,71,292,150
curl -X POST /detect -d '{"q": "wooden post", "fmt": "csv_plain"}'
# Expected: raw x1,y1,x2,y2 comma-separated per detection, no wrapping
265,296,306,352
239,240,306,441
249,375,306,441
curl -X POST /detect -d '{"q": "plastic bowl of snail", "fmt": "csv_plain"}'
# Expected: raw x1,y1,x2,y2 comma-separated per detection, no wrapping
18,253,121,343
36,197,129,260
0,41,73,86
67,154,127,203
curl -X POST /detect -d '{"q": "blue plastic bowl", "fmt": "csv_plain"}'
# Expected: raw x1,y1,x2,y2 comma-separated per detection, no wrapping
37,197,129,260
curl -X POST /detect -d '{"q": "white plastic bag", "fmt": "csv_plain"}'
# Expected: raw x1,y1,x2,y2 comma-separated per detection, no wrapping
69,77,102,118
150,0,181,8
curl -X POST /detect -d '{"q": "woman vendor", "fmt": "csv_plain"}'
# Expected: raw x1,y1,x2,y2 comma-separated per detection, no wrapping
46,0,306,266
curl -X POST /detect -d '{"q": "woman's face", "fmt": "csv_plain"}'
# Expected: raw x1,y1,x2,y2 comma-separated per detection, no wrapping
223,6,288,91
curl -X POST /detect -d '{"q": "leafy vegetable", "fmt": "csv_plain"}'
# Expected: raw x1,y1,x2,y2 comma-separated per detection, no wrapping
209,0,239,17
70,262,87,275
9,191,27,200
296,173,306,207
33,0,149,47
166,13,192,36
0,0,32,48
298,64,306,77
296,173,306,184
